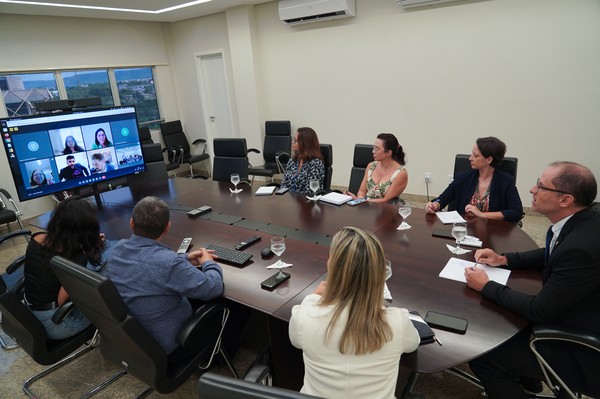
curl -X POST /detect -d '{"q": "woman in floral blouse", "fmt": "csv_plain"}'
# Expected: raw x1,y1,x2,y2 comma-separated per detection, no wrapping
281,127,325,195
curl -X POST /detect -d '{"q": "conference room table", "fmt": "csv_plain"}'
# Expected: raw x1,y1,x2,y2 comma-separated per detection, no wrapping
31,177,541,393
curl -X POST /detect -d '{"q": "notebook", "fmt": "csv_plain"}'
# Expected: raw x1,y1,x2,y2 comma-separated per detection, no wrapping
255,186,276,196
319,192,352,206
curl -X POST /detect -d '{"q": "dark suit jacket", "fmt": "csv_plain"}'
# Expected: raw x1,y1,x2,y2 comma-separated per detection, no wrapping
434,169,523,222
482,204,600,333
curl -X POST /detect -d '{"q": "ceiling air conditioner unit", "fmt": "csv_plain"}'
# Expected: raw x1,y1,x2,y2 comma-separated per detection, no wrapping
397,0,461,8
279,0,356,25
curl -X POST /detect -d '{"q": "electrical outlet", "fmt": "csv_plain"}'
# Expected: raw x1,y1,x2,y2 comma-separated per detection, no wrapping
424,173,432,183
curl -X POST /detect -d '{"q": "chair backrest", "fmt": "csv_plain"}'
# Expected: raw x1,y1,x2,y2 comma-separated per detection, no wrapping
197,372,323,399
348,144,372,194
320,144,333,191
138,126,154,145
262,121,292,167
160,120,191,160
128,144,169,189
453,154,518,182
213,138,249,182
265,121,291,137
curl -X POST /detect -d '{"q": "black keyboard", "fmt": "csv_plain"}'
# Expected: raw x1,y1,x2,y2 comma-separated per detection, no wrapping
206,244,253,266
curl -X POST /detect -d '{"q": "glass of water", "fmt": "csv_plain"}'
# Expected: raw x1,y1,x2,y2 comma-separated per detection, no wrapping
398,204,412,229
271,236,286,267
230,173,240,193
309,179,320,199
451,222,468,252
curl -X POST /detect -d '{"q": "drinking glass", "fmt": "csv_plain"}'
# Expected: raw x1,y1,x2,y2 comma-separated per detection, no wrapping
398,204,412,229
385,259,392,281
271,236,286,267
309,179,320,199
230,173,240,193
451,222,468,252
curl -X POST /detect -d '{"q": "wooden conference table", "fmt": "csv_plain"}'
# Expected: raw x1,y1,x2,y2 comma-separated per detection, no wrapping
33,177,541,391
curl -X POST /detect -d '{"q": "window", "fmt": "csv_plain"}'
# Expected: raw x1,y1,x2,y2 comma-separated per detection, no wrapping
0,73,58,117
62,70,114,106
1,67,161,127
115,67,160,128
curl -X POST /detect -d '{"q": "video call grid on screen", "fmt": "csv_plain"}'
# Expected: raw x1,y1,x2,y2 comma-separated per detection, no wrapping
1,106,146,202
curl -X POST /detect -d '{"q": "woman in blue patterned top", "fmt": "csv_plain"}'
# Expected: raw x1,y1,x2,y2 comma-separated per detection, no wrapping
281,127,325,195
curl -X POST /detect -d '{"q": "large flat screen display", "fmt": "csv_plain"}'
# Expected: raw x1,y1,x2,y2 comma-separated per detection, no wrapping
1,105,146,202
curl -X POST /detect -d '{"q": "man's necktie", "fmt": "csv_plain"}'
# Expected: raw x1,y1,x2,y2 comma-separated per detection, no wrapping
545,225,554,264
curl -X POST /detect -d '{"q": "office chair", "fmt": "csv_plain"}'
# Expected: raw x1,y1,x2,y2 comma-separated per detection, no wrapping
50,255,237,397
197,364,323,399
320,144,333,192
138,126,153,145
213,138,250,184
248,121,292,185
529,324,600,399
127,143,169,190
348,144,373,195
160,120,210,179
0,188,25,231
0,230,30,350
0,272,105,398
138,127,179,176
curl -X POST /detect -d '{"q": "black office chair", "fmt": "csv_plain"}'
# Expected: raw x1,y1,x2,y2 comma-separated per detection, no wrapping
0,188,25,231
348,144,373,195
160,120,210,179
50,255,237,397
0,230,30,350
213,138,250,184
320,144,333,192
138,126,153,145
0,272,102,398
197,365,323,399
138,126,180,176
248,121,292,185
127,143,169,190
529,324,600,399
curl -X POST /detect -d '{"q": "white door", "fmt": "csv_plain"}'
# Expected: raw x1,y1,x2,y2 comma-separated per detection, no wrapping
195,52,235,144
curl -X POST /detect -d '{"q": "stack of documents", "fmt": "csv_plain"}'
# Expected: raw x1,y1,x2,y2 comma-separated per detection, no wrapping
255,186,276,196
319,192,352,205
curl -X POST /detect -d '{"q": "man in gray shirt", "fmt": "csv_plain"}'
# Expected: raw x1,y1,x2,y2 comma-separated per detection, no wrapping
107,196,223,357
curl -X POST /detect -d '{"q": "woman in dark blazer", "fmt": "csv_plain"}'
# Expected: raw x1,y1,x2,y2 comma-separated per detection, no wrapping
426,137,523,222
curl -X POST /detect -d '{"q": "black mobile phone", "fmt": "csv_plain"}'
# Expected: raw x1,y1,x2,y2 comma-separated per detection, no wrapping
261,271,290,290
275,187,289,195
425,311,468,334
432,229,454,239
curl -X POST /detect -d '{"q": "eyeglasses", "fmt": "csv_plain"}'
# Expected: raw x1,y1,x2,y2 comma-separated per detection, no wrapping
292,137,298,143
535,178,572,195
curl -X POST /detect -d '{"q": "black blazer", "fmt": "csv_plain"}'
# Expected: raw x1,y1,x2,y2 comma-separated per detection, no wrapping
482,204,600,334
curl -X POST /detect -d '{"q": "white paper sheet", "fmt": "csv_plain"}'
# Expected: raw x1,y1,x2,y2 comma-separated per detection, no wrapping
435,211,467,224
439,257,511,285
255,186,276,196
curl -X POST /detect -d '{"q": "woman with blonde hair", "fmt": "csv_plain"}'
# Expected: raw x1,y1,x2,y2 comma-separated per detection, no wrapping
289,226,419,399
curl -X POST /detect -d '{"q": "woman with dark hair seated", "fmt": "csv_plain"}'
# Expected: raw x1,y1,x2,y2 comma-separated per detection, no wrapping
280,127,325,195
62,135,85,154
347,133,408,203
425,136,523,222
289,226,420,399
23,196,105,339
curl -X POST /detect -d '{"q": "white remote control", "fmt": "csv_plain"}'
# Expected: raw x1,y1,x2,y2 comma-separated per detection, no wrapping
177,237,192,254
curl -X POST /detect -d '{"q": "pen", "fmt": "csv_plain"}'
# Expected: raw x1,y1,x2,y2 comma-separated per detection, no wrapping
434,335,442,346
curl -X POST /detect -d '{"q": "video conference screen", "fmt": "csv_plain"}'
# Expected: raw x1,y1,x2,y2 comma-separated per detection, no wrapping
1,105,146,202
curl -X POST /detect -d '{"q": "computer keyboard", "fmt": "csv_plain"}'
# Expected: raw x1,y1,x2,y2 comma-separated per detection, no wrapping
206,244,253,266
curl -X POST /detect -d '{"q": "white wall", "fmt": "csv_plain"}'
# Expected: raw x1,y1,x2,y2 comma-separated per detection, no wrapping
2,0,600,220
0,14,178,218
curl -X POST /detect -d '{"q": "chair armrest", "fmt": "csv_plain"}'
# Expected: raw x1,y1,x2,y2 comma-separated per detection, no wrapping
176,300,226,350
0,188,12,199
51,301,76,324
162,146,184,164
6,255,25,275
532,324,600,351
243,364,271,383
192,139,207,154
248,148,261,155
0,230,31,248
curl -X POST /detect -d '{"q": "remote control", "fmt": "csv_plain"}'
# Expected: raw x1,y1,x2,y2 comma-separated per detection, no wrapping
177,237,192,254
235,236,261,250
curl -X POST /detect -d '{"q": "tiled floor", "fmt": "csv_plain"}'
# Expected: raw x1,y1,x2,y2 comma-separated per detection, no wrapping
0,197,552,398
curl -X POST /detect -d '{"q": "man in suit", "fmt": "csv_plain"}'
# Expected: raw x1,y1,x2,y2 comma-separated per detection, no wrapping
464,161,600,399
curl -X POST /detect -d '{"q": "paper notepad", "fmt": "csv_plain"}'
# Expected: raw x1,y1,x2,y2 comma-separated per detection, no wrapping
319,192,352,205
255,186,276,196
439,257,511,285
435,211,467,224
